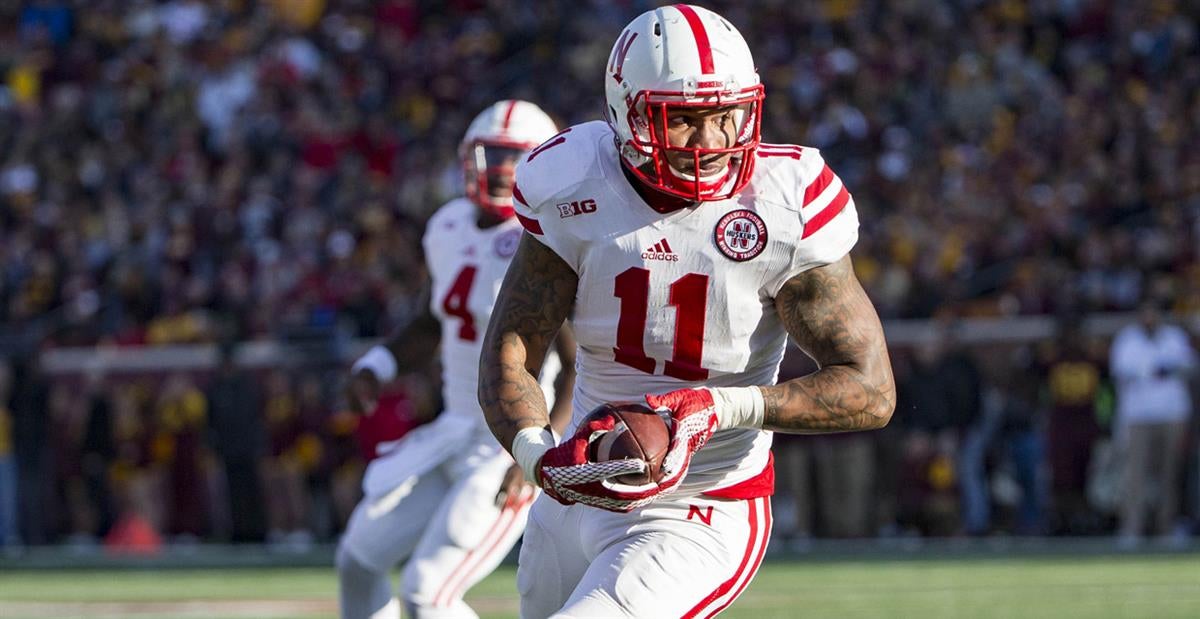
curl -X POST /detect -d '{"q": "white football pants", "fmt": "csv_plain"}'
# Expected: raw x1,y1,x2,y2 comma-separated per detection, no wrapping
518,493,772,618
339,435,535,619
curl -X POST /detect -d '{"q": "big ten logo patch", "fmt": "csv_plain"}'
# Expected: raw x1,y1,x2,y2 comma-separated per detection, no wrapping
557,199,597,218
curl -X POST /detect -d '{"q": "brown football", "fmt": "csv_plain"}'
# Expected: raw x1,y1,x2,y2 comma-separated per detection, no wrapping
584,401,670,485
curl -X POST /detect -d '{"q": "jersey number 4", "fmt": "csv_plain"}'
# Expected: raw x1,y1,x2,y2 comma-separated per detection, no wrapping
442,265,477,341
613,267,709,380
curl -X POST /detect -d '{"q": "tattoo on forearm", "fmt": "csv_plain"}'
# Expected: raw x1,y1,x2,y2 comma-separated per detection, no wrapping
479,234,578,449
763,255,896,433
762,366,889,431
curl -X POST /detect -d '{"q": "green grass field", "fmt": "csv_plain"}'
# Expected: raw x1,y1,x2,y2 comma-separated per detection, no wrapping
1,555,1198,618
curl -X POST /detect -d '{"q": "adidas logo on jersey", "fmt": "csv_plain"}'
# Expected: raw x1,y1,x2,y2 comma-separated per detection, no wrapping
642,239,678,261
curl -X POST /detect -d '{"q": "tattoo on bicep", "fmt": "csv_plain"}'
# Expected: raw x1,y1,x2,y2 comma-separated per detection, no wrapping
764,256,896,432
479,234,578,442
490,236,575,363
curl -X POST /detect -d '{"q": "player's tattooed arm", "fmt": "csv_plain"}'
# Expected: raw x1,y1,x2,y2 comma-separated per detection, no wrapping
762,255,896,432
479,233,578,451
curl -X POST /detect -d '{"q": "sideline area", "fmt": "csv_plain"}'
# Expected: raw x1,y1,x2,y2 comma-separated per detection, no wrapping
1,546,1197,619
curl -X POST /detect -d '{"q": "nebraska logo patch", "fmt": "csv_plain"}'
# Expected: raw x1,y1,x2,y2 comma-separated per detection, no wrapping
494,228,521,258
714,209,767,261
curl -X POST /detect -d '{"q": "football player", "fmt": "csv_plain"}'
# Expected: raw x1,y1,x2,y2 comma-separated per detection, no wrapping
339,100,575,619
478,6,895,617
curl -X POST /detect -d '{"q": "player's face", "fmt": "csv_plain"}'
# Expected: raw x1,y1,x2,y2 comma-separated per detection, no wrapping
471,143,524,200
660,105,743,178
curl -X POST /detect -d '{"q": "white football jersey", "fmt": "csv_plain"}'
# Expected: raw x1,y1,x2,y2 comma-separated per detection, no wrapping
513,121,859,496
424,199,534,430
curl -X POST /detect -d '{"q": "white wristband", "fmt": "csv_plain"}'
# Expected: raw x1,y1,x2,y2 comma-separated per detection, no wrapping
352,345,398,383
710,387,766,430
511,426,557,486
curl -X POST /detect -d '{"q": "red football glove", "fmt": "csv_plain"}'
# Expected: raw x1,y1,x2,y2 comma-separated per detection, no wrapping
644,388,720,486
538,411,674,513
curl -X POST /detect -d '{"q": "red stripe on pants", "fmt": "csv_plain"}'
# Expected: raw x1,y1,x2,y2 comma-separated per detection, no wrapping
432,494,527,607
702,499,772,617
681,498,763,618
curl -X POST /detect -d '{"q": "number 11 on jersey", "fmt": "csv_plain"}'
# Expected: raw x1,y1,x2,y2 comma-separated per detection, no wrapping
612,267,710,381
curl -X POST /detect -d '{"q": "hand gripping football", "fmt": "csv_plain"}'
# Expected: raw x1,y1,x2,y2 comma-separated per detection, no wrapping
537,401,680,511
584,401,671,485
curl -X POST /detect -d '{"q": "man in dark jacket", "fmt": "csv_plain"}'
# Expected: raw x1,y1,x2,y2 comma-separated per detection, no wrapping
206,345,267,543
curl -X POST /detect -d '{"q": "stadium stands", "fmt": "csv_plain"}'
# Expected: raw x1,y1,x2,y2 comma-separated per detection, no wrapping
0,0,1196,548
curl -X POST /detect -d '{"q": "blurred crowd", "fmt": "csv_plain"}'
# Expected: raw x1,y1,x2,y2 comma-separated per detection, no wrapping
775,308,1197,545
3,0,1198,349
0,349,432,550
1,0,1199,548
3,312,1196,550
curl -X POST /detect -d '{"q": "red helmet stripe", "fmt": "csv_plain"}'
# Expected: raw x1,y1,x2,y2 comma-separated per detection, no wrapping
501,100,517,131
512,182,528,206
674,5,715,74
609,30,629,72
611,31,638,84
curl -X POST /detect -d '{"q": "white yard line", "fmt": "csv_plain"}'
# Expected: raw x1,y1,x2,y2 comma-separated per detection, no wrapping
0,599,337,618
0,596,519,618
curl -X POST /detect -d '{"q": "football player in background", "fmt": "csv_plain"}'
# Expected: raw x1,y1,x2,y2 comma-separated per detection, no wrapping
479,6,895,617
339,100,575,619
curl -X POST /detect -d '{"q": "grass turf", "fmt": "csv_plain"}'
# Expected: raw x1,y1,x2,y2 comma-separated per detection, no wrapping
1,555,1198,618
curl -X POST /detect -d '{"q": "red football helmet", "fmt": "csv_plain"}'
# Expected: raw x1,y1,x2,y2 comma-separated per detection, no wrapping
605,5,764,202
460,100,558,219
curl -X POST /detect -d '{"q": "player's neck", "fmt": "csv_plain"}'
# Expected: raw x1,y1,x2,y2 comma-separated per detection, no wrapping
476,210,507,229
621,164,696,214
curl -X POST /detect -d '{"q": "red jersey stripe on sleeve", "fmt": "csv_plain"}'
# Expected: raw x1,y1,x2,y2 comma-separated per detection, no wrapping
512,183,528,206
802,165,836,206
516,213,543,235
801,186,850,239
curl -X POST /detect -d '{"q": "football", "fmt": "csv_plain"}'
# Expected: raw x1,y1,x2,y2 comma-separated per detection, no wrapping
584,401,671,485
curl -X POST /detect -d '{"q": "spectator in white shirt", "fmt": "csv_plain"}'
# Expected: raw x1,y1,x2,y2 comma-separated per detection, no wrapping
1109,302,1197,542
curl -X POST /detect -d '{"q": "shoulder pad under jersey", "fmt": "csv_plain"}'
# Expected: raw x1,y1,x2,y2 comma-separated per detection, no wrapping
513,121,613,214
